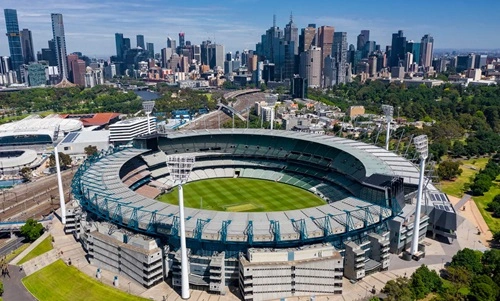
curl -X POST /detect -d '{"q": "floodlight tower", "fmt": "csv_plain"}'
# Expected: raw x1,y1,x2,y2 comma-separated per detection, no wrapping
142,101,155,134
410,135,428,256
382,105,394,151
54,146,66,224
167,156,195,299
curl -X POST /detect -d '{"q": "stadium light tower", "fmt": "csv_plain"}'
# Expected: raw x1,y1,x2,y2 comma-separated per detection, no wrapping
142,101,155,134
167,156,195,300
54,146,66,224
382,105,394,151
410,135,428,257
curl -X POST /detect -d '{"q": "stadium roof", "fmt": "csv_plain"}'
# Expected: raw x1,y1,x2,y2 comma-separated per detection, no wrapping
0,115,82,134
60,113,121,127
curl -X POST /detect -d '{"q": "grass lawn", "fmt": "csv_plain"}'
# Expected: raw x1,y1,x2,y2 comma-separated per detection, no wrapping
23,260,149,301
157,178,326,212
18,235,53,265
472,176,500,233
439,158,489,197
4,243,29,263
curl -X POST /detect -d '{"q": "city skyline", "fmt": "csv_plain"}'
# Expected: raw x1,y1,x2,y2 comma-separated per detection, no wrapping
1,0,500,58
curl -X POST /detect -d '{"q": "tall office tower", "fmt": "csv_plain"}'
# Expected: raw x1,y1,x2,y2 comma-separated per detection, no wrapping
248,54,258,73
316,26,334,85
226,52,232,62
331,31,348,86
210,44,224,70
362,41,376,58
390,30,406,67
284,13,299,55
456,54,476,73
257,15,284,79
146,43,154,58
193,45,201,63
71,59,86,86
356,30,370,51
404,52,413,72
420,34,434,68
41,39,57,66
123,38,131,52
299,25,316,54
20,29,35,64
51,13,69,80
167,36,176,49
136,34,145,49
406,41,421,65
368,55,378,76
4,9,23,80
299,46,321,87
0,56,11,74
115,33,124,60
66,53,79,82
475,54,487,68
179,32,185,48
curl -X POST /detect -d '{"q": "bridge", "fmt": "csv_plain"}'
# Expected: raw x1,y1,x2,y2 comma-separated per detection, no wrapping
223,88,260,100
216,103,246,121
0,216,54,234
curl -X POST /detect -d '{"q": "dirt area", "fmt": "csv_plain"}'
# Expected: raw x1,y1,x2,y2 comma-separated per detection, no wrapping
448,195,492,245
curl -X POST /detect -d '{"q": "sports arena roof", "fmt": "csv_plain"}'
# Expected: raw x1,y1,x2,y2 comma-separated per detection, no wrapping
0,115,82,134
60,113,121,127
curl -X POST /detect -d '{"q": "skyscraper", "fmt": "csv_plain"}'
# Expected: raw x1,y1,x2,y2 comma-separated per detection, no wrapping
331,31,348,86
299,46,321,87
316,26,334,85
356,30,370,51
284,13,299,55
136,34,145,49
4,9,23,80
179,32,185,48
51,13,69,80
390,30,406,68
20,29,35,64
420,34,434,69
299,25,316,54
167,36,176,49
115,33,124,60
146,43,154,58
406,41,421,65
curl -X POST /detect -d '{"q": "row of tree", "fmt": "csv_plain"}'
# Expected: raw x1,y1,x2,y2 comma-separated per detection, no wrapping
467,159,500,196
376,248,500,301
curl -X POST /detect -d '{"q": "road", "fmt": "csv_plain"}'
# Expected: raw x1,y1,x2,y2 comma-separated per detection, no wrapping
183,92,269,130
0,169,75,222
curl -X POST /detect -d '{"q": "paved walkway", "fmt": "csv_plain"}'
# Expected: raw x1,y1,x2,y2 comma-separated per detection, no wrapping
2,264,35,301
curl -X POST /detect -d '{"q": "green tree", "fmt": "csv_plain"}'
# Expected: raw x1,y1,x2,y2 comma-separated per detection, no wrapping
469,282,495,301
410,265,442,299
84,145,98,157
450,248,483,274
437,160,463,181
20,218,44,242
49,152,72,168
382,277,413,301
20,166,32,182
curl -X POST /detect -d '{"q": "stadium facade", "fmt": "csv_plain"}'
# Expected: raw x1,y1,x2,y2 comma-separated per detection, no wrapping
70,129,457,300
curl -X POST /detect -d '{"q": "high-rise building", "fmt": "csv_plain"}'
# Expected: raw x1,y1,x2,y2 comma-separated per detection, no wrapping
404,52,413,72
390,30,406,68
316,26,334,85
405,41,421,65
167,37,176,49
20,29,35,64
136,34,145,49
419,34,434,68
123,38,131,52
456,54,475,73
72,59,86,86
257,15,285,79
299,46,321,88
51,13,69,80
146,43,154,58
27,63,47,87
284,13,299,55
4,9,23,80
115,33,124,60
67,53,79,82
331,31,348,86
356,30,370,51
299,25,316,54
475,54,487,69
179,32,185,48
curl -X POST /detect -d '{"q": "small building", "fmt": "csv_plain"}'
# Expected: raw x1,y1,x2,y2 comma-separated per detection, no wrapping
58,130,110,156
109,117,156,145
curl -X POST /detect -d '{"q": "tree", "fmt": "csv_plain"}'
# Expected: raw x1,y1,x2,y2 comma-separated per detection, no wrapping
410,265,442,299
382,277,413,301
20,166,32,182
49,152,72,168
469,282,495,301
437,160,463,181
20,219,44,242
450,248,483,274
445,266,472,286
84,145,98,157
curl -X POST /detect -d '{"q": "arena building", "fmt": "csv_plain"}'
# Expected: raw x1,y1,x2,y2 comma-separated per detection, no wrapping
70,129,457,300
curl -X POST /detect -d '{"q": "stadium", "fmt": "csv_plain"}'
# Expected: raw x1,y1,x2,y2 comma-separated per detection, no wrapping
70,129,457,300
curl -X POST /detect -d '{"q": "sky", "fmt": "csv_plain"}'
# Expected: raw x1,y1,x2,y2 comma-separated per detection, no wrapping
1,0,499,58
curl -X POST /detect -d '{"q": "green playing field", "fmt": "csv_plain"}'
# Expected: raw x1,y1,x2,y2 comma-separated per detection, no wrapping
156,178,326,212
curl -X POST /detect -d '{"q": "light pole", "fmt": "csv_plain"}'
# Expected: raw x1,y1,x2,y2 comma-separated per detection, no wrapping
382,105,394,151
54,146,66,224
142,101,155,134
128,281,131,293
167,156,195,300
410,135,428,256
